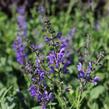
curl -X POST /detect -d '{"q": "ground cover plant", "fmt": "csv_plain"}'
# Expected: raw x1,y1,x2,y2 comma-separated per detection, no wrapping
0,1,109,109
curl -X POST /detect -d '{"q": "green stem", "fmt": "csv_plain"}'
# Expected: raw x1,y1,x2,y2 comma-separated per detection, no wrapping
76,92,81,109
76,86,83,109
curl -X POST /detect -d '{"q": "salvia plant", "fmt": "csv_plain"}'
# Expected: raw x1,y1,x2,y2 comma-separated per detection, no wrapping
13,5,104,109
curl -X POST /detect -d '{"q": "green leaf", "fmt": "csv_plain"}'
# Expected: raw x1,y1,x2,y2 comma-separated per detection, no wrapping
48,102,57,106
88,102,99,109
0,86,12,101
0,88,6,98
32,106,41,109
90,85,105,100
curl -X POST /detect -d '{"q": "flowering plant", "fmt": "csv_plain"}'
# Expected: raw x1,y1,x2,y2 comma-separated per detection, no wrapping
13,5,104,109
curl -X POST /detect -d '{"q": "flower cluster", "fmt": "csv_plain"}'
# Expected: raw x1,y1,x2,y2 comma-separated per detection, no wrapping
14,6,75,108
29,85,53,109
13,5,27,65
17,5,27,37
22,53,53,108
76,36,104,88
77,62,100,85
43,18,76,74
13,36,26,65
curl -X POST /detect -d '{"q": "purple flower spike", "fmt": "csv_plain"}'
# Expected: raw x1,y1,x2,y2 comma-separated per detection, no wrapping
45,37,51,42
43,91,49,101
17,5,27,37
13,36,26,65
17,5,25,15
77,63,82,71
87,62,92,74
93,76,100,85
49,66,55,73
42,104,46,109
88,62,92,69
57,48,65,62
36,59,41,68
29,85,37,97
47,52,56,65
48,92,53,101
56,32,62,39
35,68,45,80
78,71,85,78
85,72,91,81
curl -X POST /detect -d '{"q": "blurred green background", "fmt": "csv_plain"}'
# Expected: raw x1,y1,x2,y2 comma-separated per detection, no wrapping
0,0,109,109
